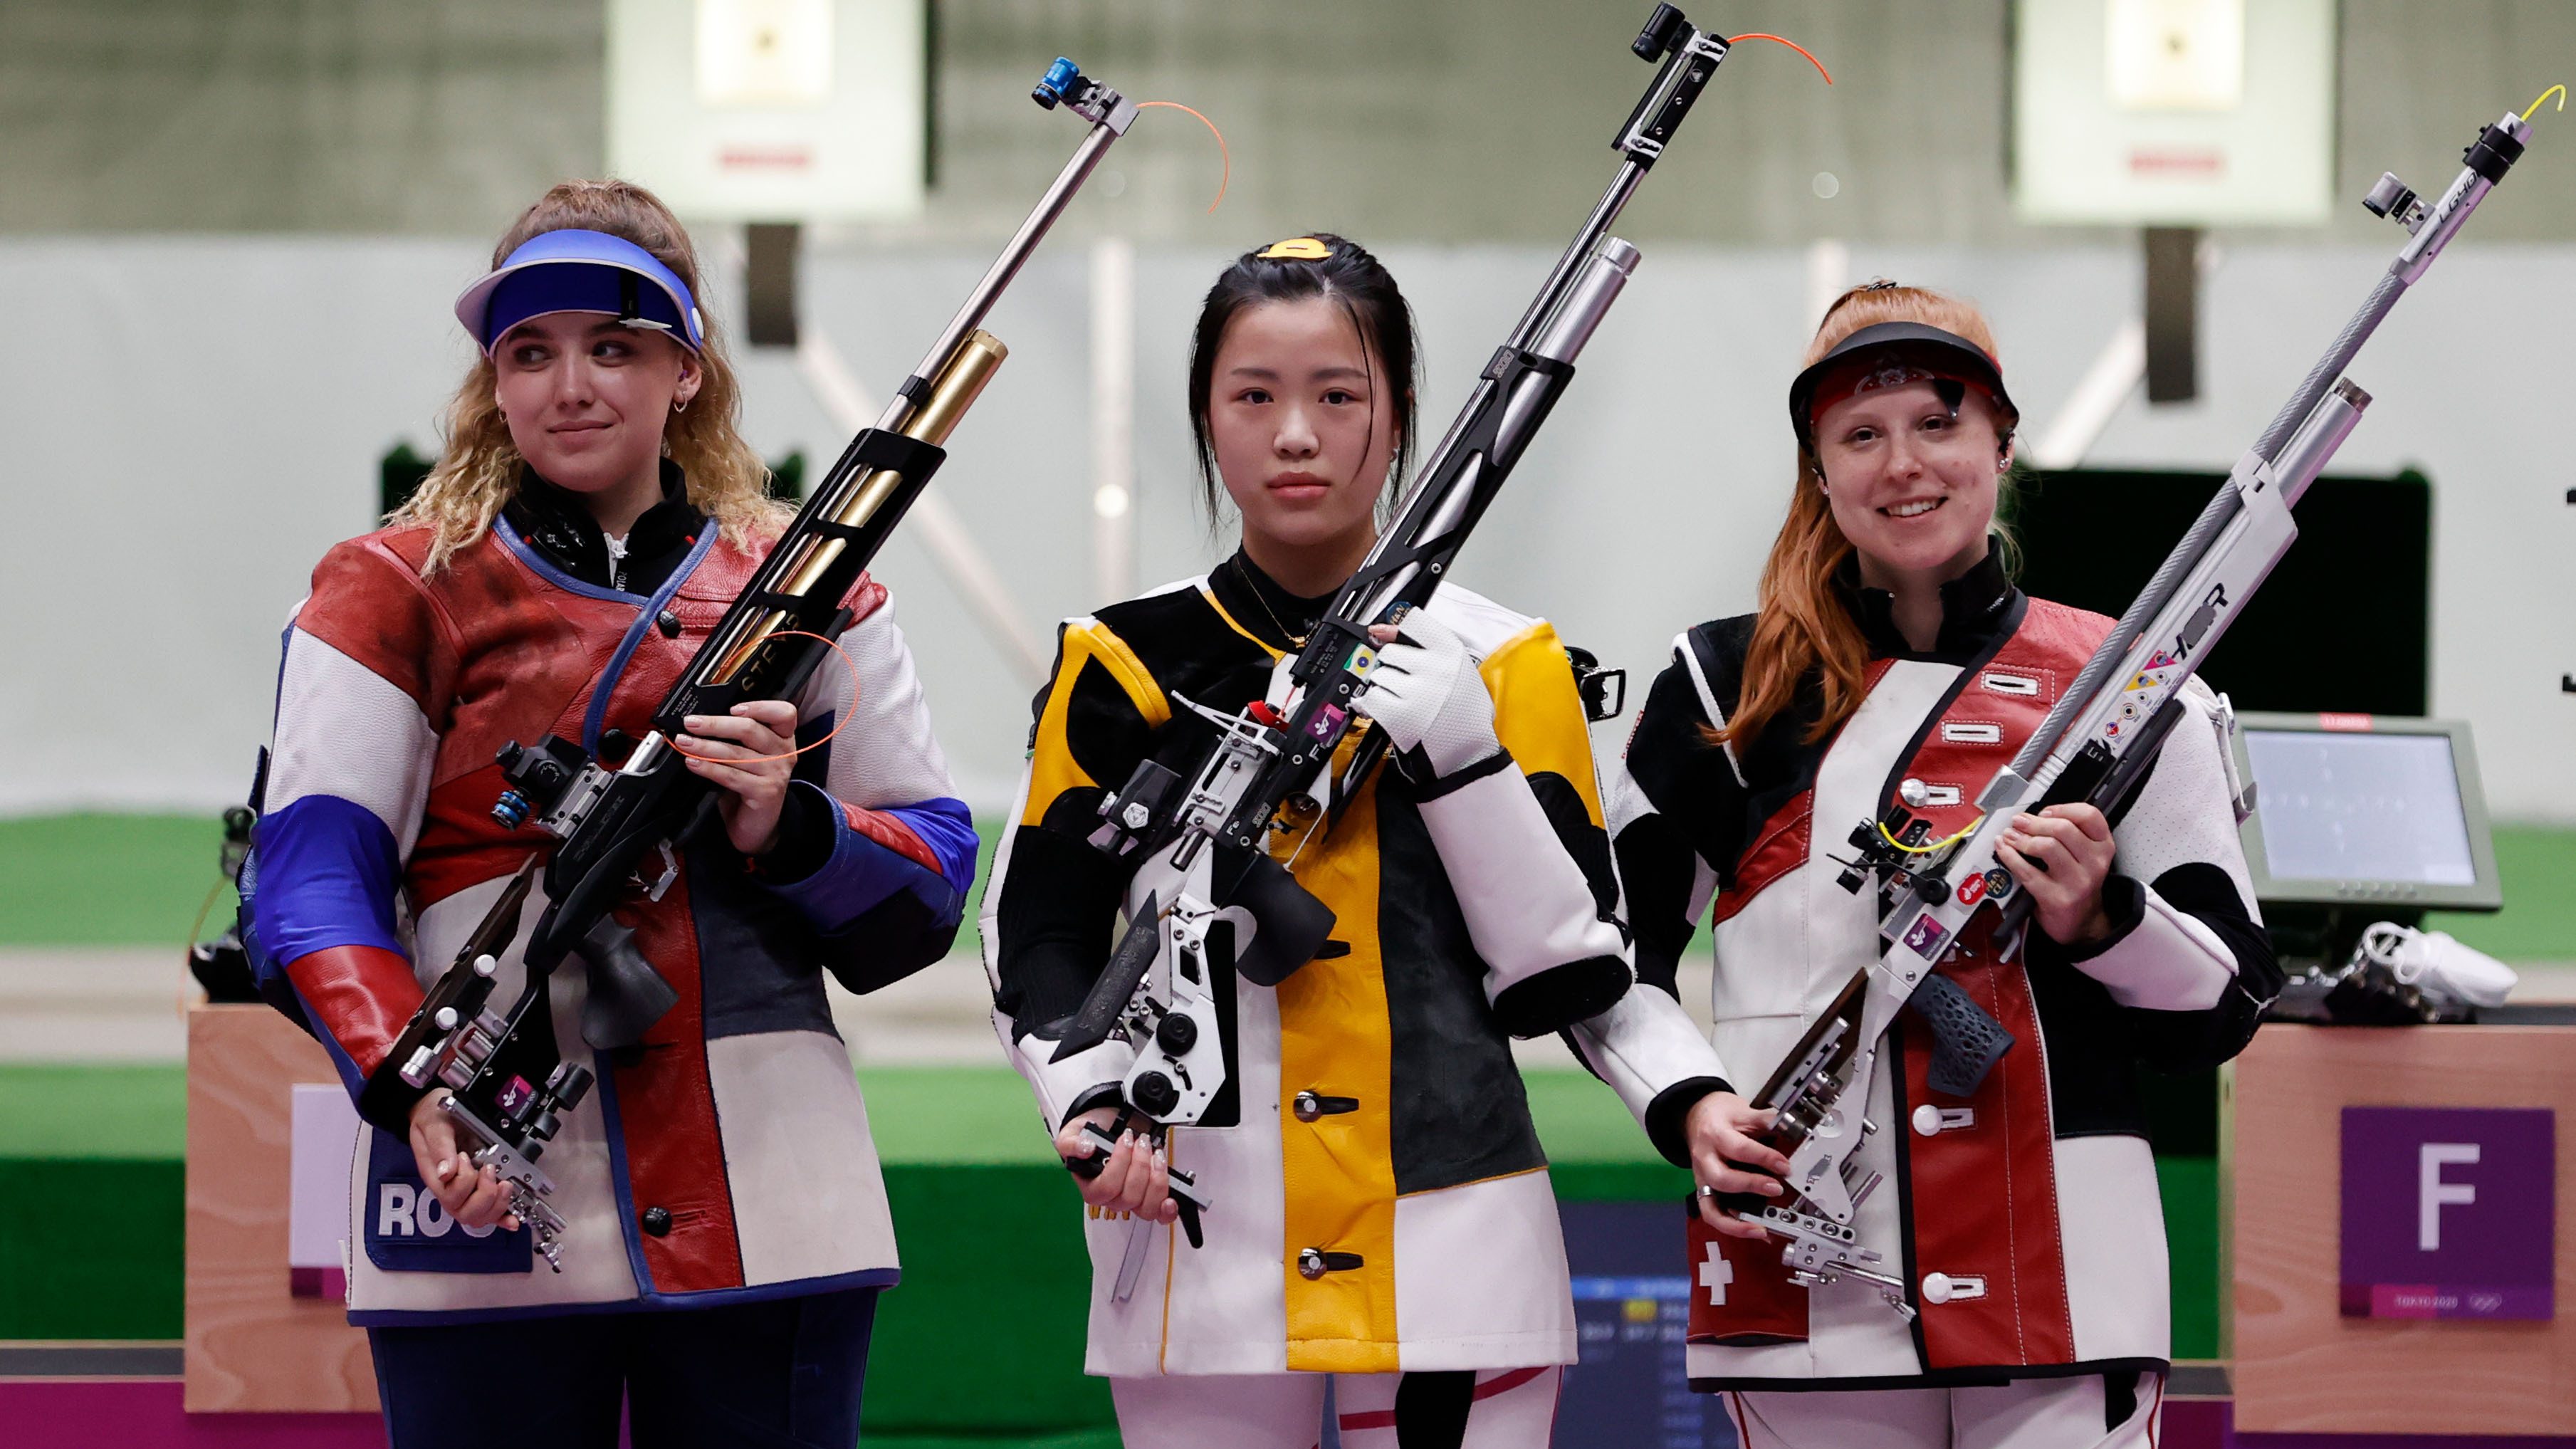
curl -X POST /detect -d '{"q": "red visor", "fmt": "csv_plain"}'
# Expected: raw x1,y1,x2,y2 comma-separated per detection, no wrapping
1805,355,1999,432
1788,320,2015,451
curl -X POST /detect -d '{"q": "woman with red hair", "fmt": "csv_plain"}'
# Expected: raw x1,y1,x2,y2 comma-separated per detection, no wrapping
1606,282,2280,1448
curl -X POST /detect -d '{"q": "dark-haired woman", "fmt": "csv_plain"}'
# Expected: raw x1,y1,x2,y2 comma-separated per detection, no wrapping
1607,283,2279,1448
983,235,1739,1447
251,179,977,1446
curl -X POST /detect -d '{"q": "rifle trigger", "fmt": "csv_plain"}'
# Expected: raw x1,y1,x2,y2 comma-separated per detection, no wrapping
641,842,680,902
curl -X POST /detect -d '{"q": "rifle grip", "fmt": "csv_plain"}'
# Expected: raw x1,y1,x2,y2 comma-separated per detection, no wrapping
1710,1186,1780,1218
577,914,679,1050
1909,971,2015,1098
1708,1120,1796,1218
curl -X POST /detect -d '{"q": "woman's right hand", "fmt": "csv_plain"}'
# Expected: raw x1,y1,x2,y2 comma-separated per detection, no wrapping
408,1091,521,1233
1054,1108,1179,1225
1685,1091,1791,1241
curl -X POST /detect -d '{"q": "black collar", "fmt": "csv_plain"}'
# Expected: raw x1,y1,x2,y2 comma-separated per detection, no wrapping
1837,542,2019,662
1210,548,1340,651
502,459,705,595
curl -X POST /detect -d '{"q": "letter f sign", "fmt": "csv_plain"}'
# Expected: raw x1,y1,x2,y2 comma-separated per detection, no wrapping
2418,1142,2480,1251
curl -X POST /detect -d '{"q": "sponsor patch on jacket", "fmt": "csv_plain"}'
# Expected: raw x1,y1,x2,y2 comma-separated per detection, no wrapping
362,1129,535,1274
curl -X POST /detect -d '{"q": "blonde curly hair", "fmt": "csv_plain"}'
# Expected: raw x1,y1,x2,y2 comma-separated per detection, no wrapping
395,179,788,572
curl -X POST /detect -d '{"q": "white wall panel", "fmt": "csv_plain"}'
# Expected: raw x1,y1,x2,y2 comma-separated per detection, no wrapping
2,237,2567,822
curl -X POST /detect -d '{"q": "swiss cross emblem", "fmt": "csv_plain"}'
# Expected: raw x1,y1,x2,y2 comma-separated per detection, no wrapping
1699,1239,1734,1305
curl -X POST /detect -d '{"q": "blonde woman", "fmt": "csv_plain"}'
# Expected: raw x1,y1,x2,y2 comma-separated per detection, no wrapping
248,179,975,1446
1607,283,2277,1448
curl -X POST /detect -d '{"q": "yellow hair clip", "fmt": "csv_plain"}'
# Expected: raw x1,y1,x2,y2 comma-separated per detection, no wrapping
1257,236,1331,260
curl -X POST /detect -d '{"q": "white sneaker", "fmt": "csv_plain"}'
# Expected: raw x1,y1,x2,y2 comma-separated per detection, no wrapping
2358,922,2518,1009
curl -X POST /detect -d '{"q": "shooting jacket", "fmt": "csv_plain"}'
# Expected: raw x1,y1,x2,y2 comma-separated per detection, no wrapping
1608,553,2281,1391
984,555,1727,1377
252,492,976,1324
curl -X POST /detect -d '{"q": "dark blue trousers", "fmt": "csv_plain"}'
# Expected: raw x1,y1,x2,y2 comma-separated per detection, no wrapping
367,1286,879,1449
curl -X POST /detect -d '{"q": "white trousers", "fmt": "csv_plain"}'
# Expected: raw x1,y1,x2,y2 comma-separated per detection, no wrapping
1110,1366,1562,1449
1726,1372,2164,1449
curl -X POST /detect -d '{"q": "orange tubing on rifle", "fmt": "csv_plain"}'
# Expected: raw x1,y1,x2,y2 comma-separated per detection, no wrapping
1138,100,1231,213
666,629,862,766
1729,33,1833,85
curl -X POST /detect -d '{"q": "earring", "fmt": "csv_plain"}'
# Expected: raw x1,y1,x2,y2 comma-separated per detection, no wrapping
673,395,691,415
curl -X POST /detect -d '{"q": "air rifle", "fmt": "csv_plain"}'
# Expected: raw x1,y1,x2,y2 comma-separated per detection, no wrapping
1044,4,1761,1285
359,58,1146,1270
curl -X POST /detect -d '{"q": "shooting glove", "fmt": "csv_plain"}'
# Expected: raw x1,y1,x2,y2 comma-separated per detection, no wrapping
1358,610,1503,782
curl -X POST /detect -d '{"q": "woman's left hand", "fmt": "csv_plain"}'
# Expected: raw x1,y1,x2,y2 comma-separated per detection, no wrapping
1359,614,1499,780
674,700,801,856
1995,802,2118,946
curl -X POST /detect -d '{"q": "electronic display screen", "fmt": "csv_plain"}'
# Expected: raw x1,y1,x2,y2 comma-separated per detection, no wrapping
2242,729,2477,886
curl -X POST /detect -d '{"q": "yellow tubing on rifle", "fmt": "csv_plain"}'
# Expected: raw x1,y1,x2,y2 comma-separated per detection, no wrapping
1878,815,1985,855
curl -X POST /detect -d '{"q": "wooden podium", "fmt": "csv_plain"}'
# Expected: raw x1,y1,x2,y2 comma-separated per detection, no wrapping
2231,1023,2575,1435
183,1004,379,1413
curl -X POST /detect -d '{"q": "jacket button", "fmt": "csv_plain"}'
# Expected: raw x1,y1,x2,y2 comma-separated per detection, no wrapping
1297,1247,1327,1280
656,610,683,639
1293,1091,1321,1122
641,1205,673,1237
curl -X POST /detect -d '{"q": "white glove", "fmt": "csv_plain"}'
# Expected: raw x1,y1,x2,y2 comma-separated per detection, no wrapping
2361,922,2517,1008
1359,610,1502,781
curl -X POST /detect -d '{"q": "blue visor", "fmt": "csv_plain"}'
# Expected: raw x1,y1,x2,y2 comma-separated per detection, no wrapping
453,229,705,354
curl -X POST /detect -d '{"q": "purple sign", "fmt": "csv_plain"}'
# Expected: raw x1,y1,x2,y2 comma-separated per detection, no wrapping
2339,1106,2555,1321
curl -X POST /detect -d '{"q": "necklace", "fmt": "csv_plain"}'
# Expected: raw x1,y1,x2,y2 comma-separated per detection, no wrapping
1231,555,1311,648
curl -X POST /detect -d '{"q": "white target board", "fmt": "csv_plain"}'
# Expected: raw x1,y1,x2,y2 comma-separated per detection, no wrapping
607,0,926,222
2014,0,2337,226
